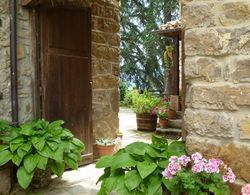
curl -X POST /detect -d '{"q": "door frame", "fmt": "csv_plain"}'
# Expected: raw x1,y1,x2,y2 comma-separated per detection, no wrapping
30,6,93,164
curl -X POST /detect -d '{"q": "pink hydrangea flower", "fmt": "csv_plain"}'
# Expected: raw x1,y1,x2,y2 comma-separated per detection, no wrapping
223,168,236,183
192,162,204,173
162,169,173,179
169,156,178,163
204,159,222,173
178,155,191,167
191,152,203,163
241,184,250,195
167,162,182,175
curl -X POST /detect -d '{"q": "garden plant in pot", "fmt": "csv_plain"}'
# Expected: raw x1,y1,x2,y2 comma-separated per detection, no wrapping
0,119,85,190
131,91,160,131
162,97,176,120
155,105,169,129
96,138,116,157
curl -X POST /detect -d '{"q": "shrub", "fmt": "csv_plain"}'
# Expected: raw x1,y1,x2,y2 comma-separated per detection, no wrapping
122,89,140,107
96,135,186,195
0,119,84,189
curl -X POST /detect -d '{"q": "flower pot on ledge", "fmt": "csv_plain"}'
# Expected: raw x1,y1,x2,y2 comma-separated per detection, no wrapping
159,118,169,128
96,144,116,157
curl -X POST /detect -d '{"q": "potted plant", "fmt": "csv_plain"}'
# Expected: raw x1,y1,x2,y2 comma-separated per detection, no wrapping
0,119,85,190
96,135,186,195
96,138,116,157
132,91,160,131
155,105,169,128
162,97,176,120
162,152,236,194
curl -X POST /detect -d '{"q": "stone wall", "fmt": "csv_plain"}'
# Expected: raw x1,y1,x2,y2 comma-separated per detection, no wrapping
0,0,120,138
0,0,33,122
91,0,120,139
181,0,250,190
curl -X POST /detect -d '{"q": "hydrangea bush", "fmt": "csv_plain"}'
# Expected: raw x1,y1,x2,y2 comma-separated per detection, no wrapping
242,184,250,195
162,152,236,195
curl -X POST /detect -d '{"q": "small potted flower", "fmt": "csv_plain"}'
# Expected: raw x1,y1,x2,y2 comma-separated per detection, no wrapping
155,105,169,128
162,97,176,119
95,138,116,157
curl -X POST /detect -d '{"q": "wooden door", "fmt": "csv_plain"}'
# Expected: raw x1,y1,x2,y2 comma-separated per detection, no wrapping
40,8,92,163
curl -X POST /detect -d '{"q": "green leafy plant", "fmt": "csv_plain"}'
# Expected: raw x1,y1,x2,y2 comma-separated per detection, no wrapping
132,91,160,115
122,89,140,107
0,119,84,189
96,135,186,195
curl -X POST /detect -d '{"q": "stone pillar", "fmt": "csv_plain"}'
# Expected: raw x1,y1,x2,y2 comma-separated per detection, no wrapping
181,0,250,191
91,0,120,139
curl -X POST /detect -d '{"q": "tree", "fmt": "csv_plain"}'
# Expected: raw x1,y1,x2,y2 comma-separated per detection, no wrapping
120,0,179,91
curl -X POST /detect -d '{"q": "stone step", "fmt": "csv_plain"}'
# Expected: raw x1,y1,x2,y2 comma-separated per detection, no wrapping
176,111,182,119
168,119,182,129
155,128,182,140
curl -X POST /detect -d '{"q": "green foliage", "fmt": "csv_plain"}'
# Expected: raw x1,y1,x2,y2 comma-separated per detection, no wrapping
119,81,128,102
96,135,186,195
122,89,140,107
131,91,160,114
96,138,116,146
162,170,230,195
0,119,84,189
120,0,179,90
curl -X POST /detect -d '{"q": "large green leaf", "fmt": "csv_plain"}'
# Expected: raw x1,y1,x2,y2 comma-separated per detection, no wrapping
48,120,64,131
20,143,32,152
52,147,63,162
71,138,85,150
17,148,27,159
124,170,142,191
20,123,33,136
151,135,168,150
10,137,24,144
23,154,38,173
10,142,22,153
38,145,53,158
12,153,22,166
32,137,45,151
35,154,48,170
64,155,78,170
0,145,9,151
146,146,160,158
17,166,34,189
47,141,59,151
67,152,81,162
51,161,65,177
97,168,111,184
111,153,137,170
148,176,162,195
137,161,157,179
0,150,13,166
125,142,149,156
96,156,114,168
168,141,186,157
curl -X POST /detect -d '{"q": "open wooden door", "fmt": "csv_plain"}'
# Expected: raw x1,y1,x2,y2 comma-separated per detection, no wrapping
39,7,93,163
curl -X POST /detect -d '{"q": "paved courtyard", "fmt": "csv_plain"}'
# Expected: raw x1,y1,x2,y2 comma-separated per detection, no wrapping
11,108,154,195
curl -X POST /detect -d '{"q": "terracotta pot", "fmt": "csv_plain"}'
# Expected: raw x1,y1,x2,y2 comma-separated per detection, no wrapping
96,144,115,157
168,110,176,119
159,118,168,128
136,113,157,131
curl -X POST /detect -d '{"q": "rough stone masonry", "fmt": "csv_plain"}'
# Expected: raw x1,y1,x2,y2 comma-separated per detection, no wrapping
181,0,250,192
